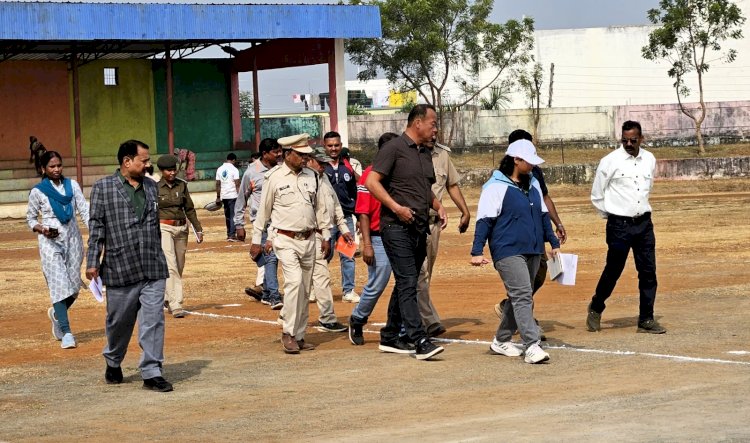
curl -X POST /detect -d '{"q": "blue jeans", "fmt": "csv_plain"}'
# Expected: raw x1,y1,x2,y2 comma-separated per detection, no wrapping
328,214,356,293
260,230,280,303
350,235,391,325
222,198,237,238
380,223,427,344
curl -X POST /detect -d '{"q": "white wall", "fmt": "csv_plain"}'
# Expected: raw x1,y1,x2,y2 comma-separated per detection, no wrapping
484,0,750,109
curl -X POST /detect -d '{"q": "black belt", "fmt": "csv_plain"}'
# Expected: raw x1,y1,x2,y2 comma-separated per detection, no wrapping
609,212,651,224
369,230,380,237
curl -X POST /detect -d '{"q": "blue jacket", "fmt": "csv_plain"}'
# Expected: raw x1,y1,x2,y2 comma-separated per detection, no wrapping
471,170,560,262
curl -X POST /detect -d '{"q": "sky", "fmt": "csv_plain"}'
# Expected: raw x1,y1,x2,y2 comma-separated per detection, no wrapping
0,0,663,113
248,0,664,113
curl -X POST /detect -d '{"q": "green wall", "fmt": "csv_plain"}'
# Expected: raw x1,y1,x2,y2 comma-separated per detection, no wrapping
242,116,323,142
75,60,157,157
153,60,232,154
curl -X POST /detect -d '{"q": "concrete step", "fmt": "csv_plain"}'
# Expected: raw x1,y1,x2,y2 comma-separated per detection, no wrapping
0,178,219,205
0,150,255,169
1,188,220,218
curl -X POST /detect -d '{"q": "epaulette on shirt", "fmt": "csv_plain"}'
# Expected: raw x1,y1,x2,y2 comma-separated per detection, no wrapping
175,177,187,183
264,165,281,179
435,142,452,152
303,166,319,177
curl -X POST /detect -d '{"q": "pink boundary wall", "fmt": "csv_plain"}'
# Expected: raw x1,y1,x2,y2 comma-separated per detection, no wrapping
615,101,750,139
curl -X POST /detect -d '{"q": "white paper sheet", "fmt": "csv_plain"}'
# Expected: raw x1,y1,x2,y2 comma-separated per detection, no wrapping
89,276,104,302
552,253,578,286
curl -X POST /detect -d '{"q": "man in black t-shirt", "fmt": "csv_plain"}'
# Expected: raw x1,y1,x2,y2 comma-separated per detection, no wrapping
365,104,447,361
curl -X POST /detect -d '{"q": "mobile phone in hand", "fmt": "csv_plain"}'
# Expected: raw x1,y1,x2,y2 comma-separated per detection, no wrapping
48,227,59,237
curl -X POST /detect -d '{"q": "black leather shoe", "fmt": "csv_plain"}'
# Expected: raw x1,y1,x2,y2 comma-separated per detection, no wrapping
426,323,447,338
105,365,123,384
142,376,174,392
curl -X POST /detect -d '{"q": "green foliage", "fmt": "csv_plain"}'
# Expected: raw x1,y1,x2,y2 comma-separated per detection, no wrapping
239,90,254,118
398,97,417,113
479,83,511,110
347,104,369,115
642,0,745,97
641,0,745,153
346,0,535,141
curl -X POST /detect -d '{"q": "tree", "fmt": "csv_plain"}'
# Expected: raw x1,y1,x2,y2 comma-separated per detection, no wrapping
642,0,745,154
239,90,254,118
346,0,535,143
518,62,544,142
479,82,511,110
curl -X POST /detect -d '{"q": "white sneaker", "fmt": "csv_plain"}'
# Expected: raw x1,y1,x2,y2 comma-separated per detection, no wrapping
309,294,316,303
342,291,360,303
524,342,550,364
61,333,77,349
47,307,63,340
490,338,523,357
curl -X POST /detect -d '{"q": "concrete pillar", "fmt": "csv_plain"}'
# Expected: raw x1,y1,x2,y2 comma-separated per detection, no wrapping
327,38,348,146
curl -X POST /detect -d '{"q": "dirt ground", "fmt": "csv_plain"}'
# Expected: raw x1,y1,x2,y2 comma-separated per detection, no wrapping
1,179,750,442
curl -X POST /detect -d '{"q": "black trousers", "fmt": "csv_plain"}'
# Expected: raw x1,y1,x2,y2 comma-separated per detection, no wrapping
591,213,657,321
380,223,428,344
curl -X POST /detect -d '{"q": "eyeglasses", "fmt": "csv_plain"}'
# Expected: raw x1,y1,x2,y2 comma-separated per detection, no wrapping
621,138,640,145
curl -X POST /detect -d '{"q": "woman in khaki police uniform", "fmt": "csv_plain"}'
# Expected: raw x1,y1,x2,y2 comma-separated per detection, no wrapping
157,154,203,318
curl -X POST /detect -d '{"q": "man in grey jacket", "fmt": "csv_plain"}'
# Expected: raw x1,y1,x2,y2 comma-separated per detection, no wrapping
86,140,172,392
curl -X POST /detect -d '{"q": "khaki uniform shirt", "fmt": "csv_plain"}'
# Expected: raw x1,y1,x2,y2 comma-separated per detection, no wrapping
429,145,460,217
320,174,350,236
252,162,330,244
157,178,202,232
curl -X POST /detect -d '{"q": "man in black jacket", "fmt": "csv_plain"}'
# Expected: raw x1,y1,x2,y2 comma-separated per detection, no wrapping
323,131,360,303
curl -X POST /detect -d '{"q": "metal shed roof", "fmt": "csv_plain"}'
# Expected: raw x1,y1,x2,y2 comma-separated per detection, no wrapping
0,2,381,61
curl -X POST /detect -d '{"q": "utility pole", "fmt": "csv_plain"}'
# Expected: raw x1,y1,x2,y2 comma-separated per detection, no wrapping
547,63,554,108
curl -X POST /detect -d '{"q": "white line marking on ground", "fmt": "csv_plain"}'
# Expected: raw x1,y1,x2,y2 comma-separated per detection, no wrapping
187,243,249,253
218,304,242,307
727,351,750,355
187,310,279,326
185,310,750,366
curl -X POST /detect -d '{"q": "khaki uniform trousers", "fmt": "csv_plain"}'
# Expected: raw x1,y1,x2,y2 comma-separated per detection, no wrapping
417,221,442,328
312,233,338,324
274,233,316,340
160,223,188,310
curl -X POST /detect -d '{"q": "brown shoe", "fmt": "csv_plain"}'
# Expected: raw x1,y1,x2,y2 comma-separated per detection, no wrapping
297,339,316,351
281,333,300,354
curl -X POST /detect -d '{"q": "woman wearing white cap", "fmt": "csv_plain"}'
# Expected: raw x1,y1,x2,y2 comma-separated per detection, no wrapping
470,139,560,364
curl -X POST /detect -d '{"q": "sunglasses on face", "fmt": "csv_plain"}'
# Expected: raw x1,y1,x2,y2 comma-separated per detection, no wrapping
621,138,640,145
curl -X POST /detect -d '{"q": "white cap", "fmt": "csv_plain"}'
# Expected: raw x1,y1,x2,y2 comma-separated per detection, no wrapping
506,139,544,165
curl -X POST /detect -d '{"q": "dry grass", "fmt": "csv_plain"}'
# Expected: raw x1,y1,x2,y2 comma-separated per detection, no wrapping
451,143,750,169
349,142,750,170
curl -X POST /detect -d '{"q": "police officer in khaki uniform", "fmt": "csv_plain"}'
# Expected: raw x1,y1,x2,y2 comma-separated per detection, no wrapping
307,147,354,333
157,154,203,318
417,142,471,337
250,133,331,354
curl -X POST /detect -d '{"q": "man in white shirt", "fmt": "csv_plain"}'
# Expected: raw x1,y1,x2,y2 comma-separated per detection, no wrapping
215,153,241,241
587,120,665,334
